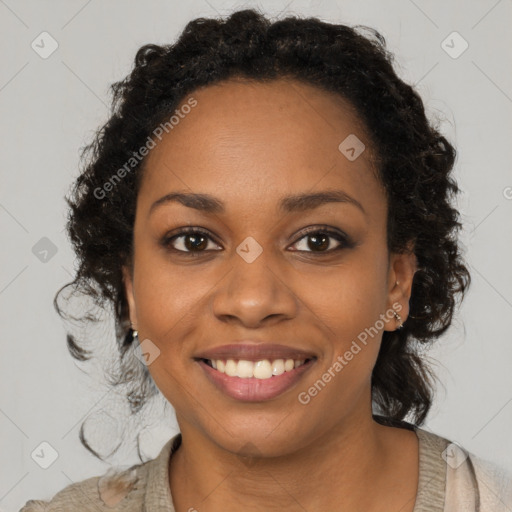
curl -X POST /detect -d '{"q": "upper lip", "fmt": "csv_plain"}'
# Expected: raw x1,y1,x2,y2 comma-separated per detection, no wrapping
194,343,317,362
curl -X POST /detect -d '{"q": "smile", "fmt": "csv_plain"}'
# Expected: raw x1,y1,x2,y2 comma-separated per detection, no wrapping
196,357,316,402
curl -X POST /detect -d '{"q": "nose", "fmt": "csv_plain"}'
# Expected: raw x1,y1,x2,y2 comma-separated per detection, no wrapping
211,248,299,329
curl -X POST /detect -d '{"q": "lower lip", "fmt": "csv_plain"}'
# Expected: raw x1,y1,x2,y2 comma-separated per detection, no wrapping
197,359,316,402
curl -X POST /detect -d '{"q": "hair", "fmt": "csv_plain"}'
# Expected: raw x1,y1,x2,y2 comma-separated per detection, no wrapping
55,7,470,460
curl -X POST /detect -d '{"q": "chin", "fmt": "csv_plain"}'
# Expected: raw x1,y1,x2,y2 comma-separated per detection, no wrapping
203,419,315,460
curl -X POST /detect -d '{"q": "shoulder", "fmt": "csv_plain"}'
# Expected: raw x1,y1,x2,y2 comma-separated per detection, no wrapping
19,433,181,512
19,461,150,512
415,426,512,511
469,450,512,510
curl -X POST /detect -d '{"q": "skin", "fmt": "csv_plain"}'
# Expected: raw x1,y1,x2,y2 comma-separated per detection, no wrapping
123,77,419,511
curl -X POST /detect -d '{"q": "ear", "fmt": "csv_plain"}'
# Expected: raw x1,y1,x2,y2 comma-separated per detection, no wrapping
384,241,417,332
122,264,138,331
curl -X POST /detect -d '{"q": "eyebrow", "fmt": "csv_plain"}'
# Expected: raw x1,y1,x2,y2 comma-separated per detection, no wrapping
148,190,366,217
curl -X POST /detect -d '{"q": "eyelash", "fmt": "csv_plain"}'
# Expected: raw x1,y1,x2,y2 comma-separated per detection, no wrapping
161,225,355,256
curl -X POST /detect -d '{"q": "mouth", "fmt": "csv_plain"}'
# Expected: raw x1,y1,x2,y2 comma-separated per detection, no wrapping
194,355,317,402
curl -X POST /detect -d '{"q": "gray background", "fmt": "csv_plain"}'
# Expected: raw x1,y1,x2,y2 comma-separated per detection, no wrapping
1,0,511,509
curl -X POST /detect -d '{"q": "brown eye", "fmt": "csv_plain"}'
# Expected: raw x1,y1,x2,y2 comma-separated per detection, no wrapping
163,228,221,253
290,228,354,253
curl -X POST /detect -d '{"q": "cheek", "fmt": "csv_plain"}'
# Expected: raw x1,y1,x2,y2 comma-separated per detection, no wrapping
134,272,189,341
298,251,389,349
130,246,228,397
294,273,387,417
131,251,198,369
131,263,198,413
132,238,210,329
293,249,389,400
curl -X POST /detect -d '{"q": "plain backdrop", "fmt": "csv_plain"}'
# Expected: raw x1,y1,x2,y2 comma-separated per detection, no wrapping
1,0,511,509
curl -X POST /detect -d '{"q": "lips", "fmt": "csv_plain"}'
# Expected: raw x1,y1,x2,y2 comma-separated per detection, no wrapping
194,342,317,401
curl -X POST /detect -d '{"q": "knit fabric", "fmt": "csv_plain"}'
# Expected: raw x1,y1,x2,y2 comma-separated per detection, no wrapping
19,426,512,511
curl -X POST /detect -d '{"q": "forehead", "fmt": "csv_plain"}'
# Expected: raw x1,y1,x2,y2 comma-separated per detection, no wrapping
138,78,384,217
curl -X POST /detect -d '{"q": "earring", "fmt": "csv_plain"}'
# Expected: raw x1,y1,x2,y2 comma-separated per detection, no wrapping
392,310,404,330
132,329,139,340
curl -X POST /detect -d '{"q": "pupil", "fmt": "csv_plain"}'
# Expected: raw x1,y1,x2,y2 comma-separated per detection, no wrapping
309,233,329,251
186,234,207,251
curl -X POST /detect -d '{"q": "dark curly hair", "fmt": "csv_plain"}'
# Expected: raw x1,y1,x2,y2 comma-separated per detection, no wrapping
55,7,470,460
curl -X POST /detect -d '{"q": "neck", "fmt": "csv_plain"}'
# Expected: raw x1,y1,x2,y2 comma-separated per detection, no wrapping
169,409,395,511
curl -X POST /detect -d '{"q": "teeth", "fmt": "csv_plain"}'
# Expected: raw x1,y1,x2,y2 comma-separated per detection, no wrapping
253,360,272,379
272,359,285,376
236,360,254,378
207,358,307,379
225,359,238,377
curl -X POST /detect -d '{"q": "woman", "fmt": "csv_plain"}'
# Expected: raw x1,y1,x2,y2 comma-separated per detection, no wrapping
21,7,512,512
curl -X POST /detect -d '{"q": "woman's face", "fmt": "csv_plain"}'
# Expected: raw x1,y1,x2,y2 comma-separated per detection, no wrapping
123,78,416,457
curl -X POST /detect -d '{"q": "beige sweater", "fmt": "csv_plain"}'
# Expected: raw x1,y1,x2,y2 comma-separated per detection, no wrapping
19,427,512,511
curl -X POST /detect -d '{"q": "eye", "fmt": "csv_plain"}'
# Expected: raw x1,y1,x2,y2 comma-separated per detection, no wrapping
161,225,354,256
289,227,353,254
162,227,221,254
